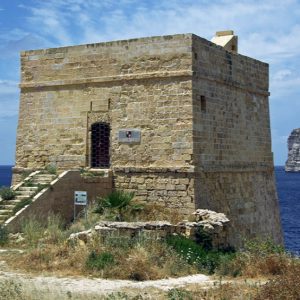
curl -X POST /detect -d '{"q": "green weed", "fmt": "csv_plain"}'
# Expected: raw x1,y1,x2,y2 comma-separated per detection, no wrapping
166,232,235,274
0,224,9,246
12,197,32,215
0,186,16,200
243,235,285,256
166,288,193,300
21,217,44,246
43,165,57,175
86,250,116,270
21,170,33,181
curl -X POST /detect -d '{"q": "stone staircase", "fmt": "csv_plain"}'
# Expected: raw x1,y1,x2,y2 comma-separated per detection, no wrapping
0,172,57,224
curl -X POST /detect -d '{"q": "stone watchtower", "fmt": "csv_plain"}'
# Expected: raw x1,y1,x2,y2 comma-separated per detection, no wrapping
13,31,283,247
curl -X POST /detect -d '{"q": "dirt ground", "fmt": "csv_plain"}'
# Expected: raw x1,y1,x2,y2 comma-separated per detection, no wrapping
0,249,218,298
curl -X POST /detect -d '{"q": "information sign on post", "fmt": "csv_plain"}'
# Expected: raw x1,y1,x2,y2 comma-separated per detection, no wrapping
74,191,87,222
75,191,87,205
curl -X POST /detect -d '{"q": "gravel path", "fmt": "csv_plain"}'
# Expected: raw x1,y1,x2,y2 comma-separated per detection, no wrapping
0,269,215,297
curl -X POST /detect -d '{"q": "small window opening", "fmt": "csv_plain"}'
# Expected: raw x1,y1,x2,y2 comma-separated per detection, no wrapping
232,45,236,51
194,52,198,60
201,95,206,112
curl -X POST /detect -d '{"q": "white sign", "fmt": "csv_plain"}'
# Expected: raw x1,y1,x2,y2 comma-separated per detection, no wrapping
118,129,141,142
74,191,87,205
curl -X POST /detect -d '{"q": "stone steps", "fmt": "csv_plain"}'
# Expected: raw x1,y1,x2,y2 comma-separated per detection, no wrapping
16,191,35,197
18,187,37,191
0,204,15,210
0,209,12,214
4,200,21,204
0,171,57,223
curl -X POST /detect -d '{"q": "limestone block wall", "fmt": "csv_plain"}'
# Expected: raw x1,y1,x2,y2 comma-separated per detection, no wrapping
191,34,271,167
113,167,195,214
7,171,113,232
193,168,283,247
15,34,194,176
189,35,282,247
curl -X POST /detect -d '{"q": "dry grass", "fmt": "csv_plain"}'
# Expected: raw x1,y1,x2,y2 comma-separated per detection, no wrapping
1,208,300,299
126,202,187,223
4,208,196,280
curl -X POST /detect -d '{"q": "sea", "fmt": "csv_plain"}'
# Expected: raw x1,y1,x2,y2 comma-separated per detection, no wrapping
0,165,299,252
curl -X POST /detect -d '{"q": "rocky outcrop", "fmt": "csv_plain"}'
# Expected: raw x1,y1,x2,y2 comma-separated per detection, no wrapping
285,128,300,172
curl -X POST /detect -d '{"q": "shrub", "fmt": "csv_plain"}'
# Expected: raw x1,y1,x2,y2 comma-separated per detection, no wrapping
217,235,289,278
86,250,115,270
0,186,16,200
44,165,57,174
44,213,65,244
94,190,137,220
21,170,32,181
243,235,285,256
166,288,193,300
21,217,44,246
166,232,236,274
254,264,300,299
0,224,9,246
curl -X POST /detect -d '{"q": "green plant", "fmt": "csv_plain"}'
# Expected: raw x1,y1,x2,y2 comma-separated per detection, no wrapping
94,190,136,220
12,197,32,214
216,236,289,278
21,170,33,181
0,224,9,246
23,180,34,187
0,279,23,300
44,213,65,244
43,165,57,174
166,234,236,274
104,292,141,300
21,217,44,246
79,169,104,177
31,183,53,196
166,288,193,300
243,235,285,256
86,250,115,270
0,186,16,200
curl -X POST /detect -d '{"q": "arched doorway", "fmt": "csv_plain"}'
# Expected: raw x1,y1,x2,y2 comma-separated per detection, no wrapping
91,122,110,168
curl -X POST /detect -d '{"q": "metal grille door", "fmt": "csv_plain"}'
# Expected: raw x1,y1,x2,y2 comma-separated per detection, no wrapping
91,122,110,168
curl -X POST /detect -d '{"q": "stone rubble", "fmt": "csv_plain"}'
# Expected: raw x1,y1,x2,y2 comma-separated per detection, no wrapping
66,210,230,247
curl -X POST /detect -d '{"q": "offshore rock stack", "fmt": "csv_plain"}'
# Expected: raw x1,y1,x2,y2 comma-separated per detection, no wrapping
285,128,300,172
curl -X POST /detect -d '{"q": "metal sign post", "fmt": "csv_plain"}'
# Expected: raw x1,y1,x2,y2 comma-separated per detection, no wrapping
74,191,87,223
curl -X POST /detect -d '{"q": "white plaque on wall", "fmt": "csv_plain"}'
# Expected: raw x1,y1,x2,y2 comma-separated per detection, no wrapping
118,129,141,142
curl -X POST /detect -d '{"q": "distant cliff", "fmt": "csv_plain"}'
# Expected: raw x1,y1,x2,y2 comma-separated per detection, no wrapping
285,128,300,172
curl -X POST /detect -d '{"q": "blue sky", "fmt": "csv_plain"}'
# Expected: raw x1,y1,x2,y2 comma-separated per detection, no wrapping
1,0,300,165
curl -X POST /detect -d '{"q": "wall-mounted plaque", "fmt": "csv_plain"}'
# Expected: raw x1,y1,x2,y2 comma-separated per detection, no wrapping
118,129,141,142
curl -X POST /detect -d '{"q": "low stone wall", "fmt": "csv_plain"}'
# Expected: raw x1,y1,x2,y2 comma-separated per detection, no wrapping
67,209,230,248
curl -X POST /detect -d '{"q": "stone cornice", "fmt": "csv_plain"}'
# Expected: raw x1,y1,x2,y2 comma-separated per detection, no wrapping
19,70,270,96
